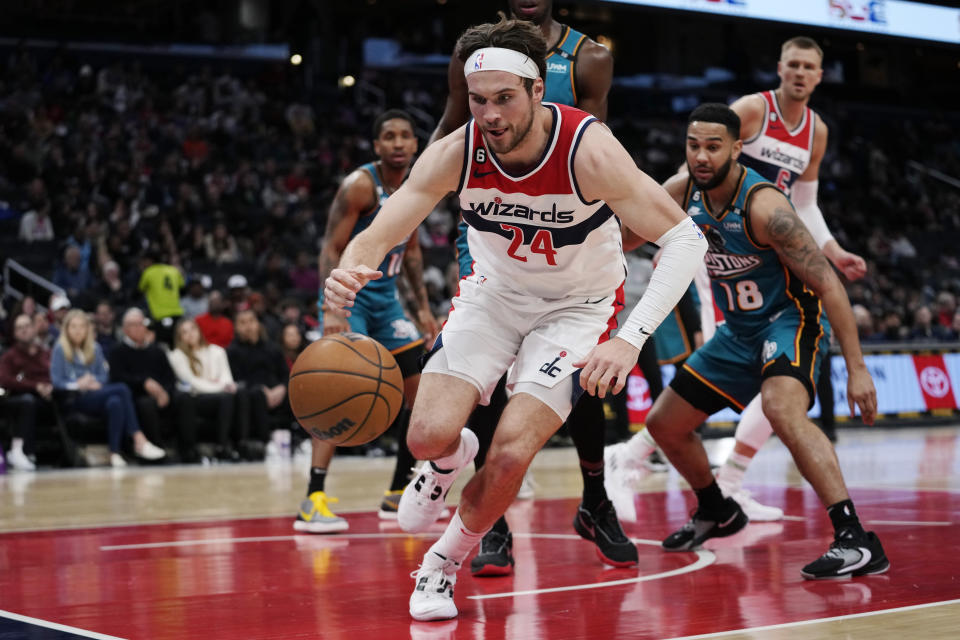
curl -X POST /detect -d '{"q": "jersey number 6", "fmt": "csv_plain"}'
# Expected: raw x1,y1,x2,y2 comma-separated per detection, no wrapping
500,224,558,265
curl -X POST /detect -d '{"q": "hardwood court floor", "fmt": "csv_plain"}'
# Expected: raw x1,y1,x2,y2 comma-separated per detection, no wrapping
1,425,959,639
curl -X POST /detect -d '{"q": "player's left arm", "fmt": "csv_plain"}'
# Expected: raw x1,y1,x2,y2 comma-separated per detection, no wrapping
794,115,866,280
749,188,876,424
573,123,707,397
401,231,438,345
573,40,613,121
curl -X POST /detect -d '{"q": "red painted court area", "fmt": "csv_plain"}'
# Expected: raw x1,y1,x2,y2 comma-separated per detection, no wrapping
2,487,958,639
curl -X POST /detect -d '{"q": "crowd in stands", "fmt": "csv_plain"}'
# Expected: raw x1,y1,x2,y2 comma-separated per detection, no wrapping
0,47,958,470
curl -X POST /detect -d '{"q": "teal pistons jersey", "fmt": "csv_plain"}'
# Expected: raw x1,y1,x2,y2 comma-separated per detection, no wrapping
683,166,822,336
350,162,410,299
543,25,587,107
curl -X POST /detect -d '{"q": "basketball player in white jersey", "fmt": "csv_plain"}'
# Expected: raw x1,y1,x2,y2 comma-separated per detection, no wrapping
606,37,869,522
323,17,707,622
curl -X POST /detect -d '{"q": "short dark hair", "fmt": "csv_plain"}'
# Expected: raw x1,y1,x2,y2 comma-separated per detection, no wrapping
372,109,415,140
781,36,823,61
688,103,741,139
454,14,547,94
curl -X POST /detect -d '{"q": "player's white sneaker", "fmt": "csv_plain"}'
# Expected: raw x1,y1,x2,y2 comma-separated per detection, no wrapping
515,470,536,500
718,480,783,521
409,555,459,621
603,442,646,522
398,429,479,533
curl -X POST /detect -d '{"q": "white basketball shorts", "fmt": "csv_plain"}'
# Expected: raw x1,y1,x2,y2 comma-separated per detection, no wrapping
422,275,623,419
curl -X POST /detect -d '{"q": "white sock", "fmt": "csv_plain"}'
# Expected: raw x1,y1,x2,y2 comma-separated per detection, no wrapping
625,428,658,462
717,452,752,491
423,510,487,571
432,428,477,472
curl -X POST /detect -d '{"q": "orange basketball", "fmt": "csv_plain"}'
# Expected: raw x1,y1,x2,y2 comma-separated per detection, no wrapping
288,332,404,446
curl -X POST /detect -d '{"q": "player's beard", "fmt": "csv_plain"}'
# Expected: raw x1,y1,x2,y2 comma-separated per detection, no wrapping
690,155,734,191
486,103,536,156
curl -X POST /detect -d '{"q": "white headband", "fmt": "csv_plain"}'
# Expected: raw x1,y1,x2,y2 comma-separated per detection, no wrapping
464,47,539,80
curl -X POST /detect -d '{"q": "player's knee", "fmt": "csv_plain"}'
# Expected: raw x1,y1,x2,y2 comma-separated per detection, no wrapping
482,448,529,487
760,395,801,439
646,405,670,441
406,415,458,460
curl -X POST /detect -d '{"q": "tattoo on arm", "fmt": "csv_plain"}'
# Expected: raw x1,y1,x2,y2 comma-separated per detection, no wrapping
766,206,831,288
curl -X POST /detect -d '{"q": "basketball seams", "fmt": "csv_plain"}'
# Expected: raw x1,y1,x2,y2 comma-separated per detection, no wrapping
314,335,400,370
339,338,385,445
289,368,403,394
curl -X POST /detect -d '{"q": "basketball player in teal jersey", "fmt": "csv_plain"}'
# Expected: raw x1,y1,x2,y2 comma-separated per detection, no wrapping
608,37,869,523
428,0,635,573
646,103,887,579
294,109,439,533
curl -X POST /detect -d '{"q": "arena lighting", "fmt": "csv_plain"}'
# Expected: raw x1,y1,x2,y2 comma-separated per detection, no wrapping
338,75,356,88
601,0,960,45
290,53,302,65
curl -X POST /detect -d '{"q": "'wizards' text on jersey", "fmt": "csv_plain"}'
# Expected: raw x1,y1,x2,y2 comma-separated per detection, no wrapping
739,90,815,197
457,103,624,299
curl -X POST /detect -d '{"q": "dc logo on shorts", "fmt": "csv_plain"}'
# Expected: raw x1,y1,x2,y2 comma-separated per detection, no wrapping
539,351,567,378
762,340,778,363
391,319,419,340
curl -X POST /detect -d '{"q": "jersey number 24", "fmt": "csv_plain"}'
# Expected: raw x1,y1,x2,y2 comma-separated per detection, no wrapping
500,224,558,265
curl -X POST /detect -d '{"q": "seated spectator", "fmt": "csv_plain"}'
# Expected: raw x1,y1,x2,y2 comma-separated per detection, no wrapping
205,222,241,264
47,292,71,343
168,318,239,461
909,305,950,342
227,309,289,450
195,290,234,348
110,308,195,461
51,309,166,467
181,275,211,319
226,274,250,315
249,292,282,340
936,292,956,329
138,250,184,347
53,245,95,300
95,260,129,309
5,296,37,344
0,314,53,471
33,310,54,350
289,250,320,295
280,322,305,370
93,300,119,355
18,200,54,242
852,304,874,342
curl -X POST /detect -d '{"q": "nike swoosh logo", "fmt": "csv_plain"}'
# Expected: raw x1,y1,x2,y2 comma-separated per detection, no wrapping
839,547,872,574
473,170,497,178
717,512,739,528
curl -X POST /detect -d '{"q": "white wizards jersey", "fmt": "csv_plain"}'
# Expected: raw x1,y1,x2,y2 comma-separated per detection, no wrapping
739,90,816,197
456,103,625,299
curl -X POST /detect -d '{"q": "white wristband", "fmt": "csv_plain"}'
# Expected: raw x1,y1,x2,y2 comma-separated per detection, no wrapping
618,218,707,351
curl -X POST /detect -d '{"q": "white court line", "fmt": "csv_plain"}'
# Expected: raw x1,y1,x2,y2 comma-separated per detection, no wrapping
0,609,126,639
100,532,439,551
467,537,715,600
664,597,960,640
868,519,953,526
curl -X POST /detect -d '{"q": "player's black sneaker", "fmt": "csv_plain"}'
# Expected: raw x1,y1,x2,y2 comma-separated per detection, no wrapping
573,500,638,567
662,498,748,551
470,530,514,577
801,529,889,579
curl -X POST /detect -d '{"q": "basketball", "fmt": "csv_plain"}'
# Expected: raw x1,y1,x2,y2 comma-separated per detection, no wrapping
288,332,404,446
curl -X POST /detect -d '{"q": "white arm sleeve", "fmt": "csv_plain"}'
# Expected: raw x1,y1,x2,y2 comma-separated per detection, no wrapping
618,218,708,351
790,179,833,248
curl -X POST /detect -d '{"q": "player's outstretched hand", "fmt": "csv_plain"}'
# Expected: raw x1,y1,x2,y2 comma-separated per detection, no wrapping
323,266,382,317
846,364,877,425
574,337,641,399
834,249,867,281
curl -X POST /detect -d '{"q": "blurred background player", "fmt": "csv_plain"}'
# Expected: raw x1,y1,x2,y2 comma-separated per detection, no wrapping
428,0,635,575
607,37,869,522
294,109,439,534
